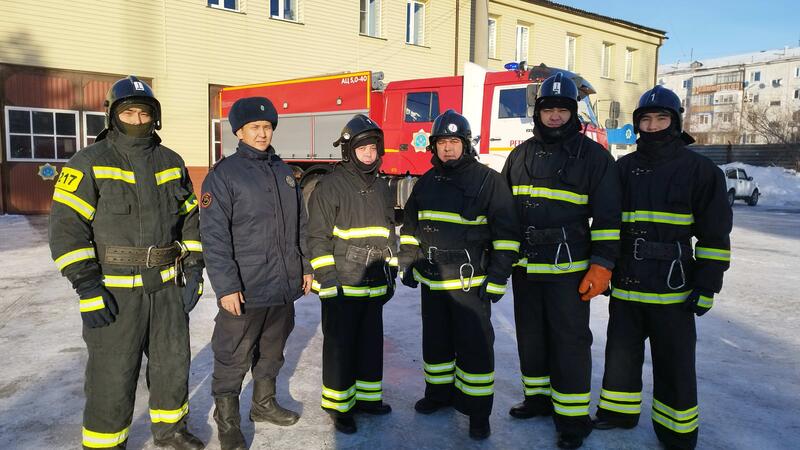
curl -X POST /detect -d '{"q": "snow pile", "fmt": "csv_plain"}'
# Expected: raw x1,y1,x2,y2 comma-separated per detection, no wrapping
720,162,800,207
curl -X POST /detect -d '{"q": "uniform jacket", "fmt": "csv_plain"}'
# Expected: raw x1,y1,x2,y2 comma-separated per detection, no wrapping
399,155,519,293
49,130,201,293
502,131,621,280
612,136,732,303
307,162,397,299
200,143,312,307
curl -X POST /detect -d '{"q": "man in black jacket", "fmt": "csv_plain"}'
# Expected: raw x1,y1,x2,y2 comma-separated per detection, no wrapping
399,110,519,440
592,86,732,450
200,97,313,450
502,73,621,449
307,114,397,434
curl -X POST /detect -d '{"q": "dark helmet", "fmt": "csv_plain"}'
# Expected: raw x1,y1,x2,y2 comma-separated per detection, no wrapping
428,109,474,155
333,114,384,162
104,75,161,130
633,85,684,133
534,72,579,111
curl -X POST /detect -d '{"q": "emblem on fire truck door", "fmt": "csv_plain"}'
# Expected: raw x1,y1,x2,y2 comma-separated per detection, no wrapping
411,129,430,153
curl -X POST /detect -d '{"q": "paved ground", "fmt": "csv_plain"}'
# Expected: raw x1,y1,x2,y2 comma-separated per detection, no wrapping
0,203,798,449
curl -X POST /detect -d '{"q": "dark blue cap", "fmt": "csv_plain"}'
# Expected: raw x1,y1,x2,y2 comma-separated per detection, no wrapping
228,96,278,134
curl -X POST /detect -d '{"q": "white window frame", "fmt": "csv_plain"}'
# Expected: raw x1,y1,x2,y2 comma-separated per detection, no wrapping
211,119,222,164
488,18,497,59
5,106,80,162
271,0,298,21
208,0,238,12
82,111,106,148
565,35,577,72
406,1,425,46
625,47,636,82
750,71,761,82
360,0,381,37
515,25,529,62
601,42,613,78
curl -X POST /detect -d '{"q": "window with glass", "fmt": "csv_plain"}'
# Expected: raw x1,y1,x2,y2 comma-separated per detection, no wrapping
5,107,79,161
601,42,613,78
360,0,381,37
750,71,761,82
488,18,497,59
83,112,106,147
515,25,529,62
208,0,237,11
498,88,527,119
625,48,636,82
271,0,297,21
406,1,425,45
404,92,439,122
211,119,223,164
565,35,577,71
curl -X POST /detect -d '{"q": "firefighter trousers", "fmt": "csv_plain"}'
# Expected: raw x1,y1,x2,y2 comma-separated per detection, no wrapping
81,284,190,450
511,268,593,438
211,303,295,397
421,285,495,418
320,297,385,416
596,299,699,449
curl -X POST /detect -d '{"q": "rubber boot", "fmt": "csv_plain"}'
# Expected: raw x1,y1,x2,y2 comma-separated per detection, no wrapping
249,378,300,426
213,396,246,450
154,428,205,450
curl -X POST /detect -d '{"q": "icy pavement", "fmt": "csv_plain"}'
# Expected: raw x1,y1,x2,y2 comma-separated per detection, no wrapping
1,206,799,450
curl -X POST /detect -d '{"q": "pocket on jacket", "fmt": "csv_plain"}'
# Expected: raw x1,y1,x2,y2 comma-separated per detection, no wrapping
237,253,268,297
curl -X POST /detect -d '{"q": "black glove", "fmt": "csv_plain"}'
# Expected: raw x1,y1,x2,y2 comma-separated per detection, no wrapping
382,266,399,305
685,289,714,316
400,266,418,289
477,276,506,303
77,285,119,328
182,269,204,314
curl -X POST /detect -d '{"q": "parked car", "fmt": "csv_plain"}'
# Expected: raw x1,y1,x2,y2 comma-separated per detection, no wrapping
725,167,759,206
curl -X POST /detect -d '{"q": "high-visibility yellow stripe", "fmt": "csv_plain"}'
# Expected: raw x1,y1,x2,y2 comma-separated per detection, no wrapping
522,375,550,386
150,402,189,423
182,240,202,252
311,280,338,298
653,399,698,420
486,282,506,295
82,426,130,448
356,380,381,390
155,167,182,185
355,391,382,401
424,360,456,373
600,389,642,402
525,387,551,396
425,374,455,384
553,403,590,417
52,188,96,220
695,246,731,262
92,166,136,184
322,385,356,400
492,240,520,251
599,399,641,415
455,367,494,383
652,411,699,433
551,389,591,403
400,235,420,246
386,256,399,267
332,226,390,240
79,296,105,312
321,397,355,412
591,229,621,241
55,247,96,271
413,269,486,290
198,282,204,295
418,210,488,225
103,267,175,288
179,194,198,215
697,295,713,309
622,210,694,225
341,285,388,297
454,379,494,396
511,185,588,205
515,258,589,274
310,255,335,269
611,288,692,305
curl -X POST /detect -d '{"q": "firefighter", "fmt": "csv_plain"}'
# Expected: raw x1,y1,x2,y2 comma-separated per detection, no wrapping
49,76,204,450
398,109,519,440
200,97,313,450
501,73,621,449
592,86,732,450
307,114,397,434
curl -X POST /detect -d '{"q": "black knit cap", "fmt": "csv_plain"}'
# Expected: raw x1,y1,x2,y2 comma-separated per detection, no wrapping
228,96,278,135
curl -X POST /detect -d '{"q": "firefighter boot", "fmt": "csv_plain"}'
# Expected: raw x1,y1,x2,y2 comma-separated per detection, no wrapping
213,396,246,450
249,378,300,426
153,429,205,450
469,415,491,440
509,398,553,419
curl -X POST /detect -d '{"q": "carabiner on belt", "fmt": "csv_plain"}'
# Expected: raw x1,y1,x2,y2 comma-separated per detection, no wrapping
553,227,573,271
666,242,686,290
459,250,475,292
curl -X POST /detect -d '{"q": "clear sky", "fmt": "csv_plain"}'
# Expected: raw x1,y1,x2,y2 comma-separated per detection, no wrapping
558,0,800,64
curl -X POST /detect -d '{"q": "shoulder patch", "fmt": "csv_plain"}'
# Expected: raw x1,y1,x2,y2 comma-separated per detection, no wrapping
200,192,213,208
54,167,84,192
285,175,296,188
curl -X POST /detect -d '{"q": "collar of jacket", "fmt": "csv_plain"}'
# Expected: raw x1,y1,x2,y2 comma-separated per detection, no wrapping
339,160,379,188
237,142,277,160
430,152,477,174
635,132,694,164
530,130,581,154
107,129,160,156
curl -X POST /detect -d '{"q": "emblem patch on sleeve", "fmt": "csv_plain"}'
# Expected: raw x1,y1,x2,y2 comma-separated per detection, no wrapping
285,175,296,188
200,192,212,208
54,167,84,192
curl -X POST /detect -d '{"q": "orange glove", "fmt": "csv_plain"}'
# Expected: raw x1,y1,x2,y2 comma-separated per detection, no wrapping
578,264,612,301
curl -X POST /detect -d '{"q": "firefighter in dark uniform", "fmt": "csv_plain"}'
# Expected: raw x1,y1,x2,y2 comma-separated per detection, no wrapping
399,110,519,440
307,114,397,434
49,76,205,450
592,86,732,450
502,73,621,449
200,96,313,450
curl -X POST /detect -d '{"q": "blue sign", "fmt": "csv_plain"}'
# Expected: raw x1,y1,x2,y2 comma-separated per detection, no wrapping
606,124,636,145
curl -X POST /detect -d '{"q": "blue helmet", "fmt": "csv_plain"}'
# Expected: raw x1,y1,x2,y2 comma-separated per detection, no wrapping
535,72,579,111
633,85,684,133
104,75,161,130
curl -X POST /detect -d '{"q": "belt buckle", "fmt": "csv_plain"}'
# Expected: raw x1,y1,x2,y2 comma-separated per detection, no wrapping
427,246,438,264
524,226,536,245
145,245,156,268
633,238,645,261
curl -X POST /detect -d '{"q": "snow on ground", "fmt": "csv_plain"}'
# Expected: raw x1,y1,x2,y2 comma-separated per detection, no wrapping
720,163,800,207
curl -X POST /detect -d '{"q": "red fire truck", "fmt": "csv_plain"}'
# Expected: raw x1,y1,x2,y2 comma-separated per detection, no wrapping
219,63,607,206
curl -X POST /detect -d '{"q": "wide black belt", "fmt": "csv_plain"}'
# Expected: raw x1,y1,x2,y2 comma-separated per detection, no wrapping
623,238,693,262
101,243,184,267
524,222,588,246
345,244,392,266
423,247,471,265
